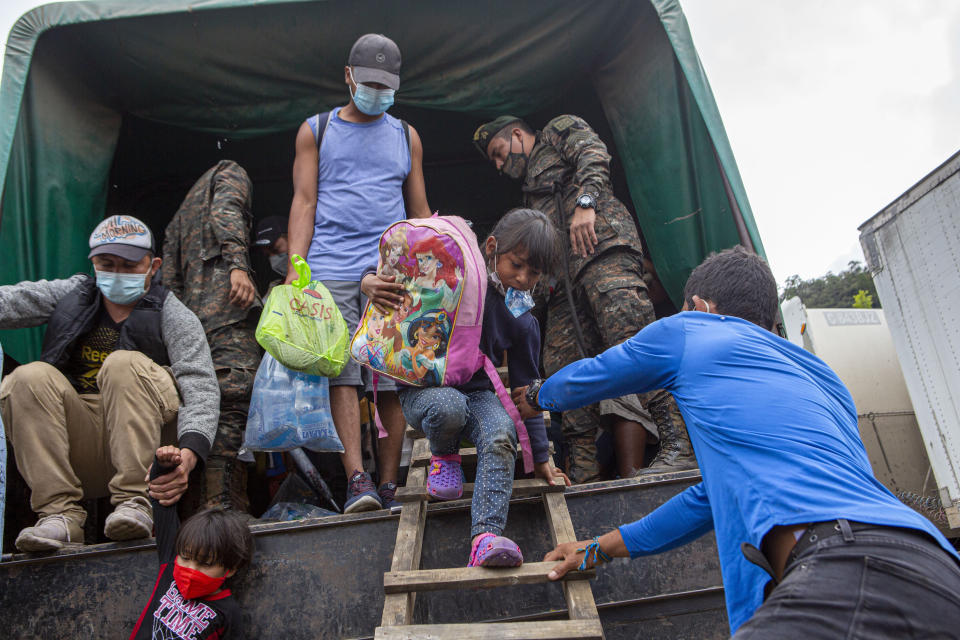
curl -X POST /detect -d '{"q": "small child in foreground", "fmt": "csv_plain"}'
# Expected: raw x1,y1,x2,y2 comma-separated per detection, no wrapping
130,446,253,639
368,208,570,567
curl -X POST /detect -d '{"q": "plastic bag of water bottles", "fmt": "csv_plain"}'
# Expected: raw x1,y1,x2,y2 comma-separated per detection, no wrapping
241,353,344,453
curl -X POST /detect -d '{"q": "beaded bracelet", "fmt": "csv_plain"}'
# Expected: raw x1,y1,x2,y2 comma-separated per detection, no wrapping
577,536,612,571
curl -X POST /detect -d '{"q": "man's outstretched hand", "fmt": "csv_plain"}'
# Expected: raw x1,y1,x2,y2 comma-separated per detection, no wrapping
146,446,198,506
544,540,594,580
544,530,629,580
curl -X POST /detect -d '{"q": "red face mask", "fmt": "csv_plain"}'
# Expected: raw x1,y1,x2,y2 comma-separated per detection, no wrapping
173,558,226,600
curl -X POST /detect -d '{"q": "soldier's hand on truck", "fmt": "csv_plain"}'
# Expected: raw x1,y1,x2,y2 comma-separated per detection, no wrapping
229,268,257,308
570,206,598,258
534,461,571,487
361,273,405,314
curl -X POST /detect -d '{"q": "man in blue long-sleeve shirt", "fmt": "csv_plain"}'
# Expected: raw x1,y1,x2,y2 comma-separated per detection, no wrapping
514,247,960,637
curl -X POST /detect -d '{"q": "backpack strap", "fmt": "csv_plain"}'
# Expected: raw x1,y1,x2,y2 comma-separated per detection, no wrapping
400,119,411,150
307,111,333,159
481,355,534,474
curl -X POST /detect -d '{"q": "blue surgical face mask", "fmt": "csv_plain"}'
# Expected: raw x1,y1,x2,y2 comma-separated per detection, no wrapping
95,269,150,305
350,69,395,116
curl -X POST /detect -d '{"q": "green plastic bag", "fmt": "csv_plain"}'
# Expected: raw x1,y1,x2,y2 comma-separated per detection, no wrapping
255,255,349,377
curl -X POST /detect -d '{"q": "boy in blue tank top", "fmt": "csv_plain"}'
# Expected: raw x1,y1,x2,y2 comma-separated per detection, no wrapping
285,33,431,513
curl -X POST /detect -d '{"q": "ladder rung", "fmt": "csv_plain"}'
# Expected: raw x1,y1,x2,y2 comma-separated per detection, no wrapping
374,619,604,640
396,479,565,503
383,561,595,594
411,447,477,466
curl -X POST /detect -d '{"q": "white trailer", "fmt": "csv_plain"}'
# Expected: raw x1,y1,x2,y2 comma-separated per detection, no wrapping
859,150,960,528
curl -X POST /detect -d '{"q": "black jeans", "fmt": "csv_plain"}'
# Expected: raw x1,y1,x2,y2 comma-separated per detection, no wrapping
733,521,960,639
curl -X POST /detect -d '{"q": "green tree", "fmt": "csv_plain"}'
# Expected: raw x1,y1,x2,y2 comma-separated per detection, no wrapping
780,261,881,308
852,289,874,309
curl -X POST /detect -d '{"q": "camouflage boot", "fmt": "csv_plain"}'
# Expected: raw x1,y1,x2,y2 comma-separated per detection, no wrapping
638,398,697,475
205,456,250,513
566,435,603,484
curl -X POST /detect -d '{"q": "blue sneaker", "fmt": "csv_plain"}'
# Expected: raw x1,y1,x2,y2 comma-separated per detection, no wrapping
378,481,401,509
344,470,381,513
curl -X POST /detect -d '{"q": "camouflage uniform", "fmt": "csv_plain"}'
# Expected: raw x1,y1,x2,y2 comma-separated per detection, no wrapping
521,115,683,484
162,160,261,511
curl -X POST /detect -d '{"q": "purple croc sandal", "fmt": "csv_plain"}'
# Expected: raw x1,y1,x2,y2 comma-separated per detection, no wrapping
427,454,463,500
468,533,524,567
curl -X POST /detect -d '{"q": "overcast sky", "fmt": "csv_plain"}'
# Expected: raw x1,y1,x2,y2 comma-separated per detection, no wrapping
3,1,959,285
681,0,960,282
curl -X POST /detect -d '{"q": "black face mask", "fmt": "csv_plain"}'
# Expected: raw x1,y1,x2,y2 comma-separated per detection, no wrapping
500,135,528,180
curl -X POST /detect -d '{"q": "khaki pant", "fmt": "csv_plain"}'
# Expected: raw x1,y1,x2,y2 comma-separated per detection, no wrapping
0,351,178,524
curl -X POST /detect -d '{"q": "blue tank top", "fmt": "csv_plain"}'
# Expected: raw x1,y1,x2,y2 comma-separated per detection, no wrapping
306,107,410,281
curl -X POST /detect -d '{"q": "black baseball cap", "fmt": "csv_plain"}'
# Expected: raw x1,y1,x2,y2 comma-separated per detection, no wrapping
348,34,401,90
254,216,288,247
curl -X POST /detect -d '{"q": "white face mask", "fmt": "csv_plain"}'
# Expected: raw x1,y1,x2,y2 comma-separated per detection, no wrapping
269,253,289,276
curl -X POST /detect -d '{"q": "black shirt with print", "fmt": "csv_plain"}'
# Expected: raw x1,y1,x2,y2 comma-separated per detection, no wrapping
64,308,121,394
129,460,242,640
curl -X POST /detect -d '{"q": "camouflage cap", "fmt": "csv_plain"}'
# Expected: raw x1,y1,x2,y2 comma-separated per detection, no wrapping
472,115,521,158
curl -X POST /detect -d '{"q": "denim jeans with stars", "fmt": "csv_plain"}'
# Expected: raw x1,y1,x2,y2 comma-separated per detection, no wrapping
399,387,518,538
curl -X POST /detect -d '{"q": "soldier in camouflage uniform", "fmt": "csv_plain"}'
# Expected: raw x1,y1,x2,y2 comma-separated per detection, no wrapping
162,160,261,512
473,115,696,483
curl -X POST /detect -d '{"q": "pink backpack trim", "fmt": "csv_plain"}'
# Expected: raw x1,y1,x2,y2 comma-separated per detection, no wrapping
481,356,534,474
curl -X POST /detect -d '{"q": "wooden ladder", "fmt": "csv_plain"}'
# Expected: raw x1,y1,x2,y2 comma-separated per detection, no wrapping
374,432,605,639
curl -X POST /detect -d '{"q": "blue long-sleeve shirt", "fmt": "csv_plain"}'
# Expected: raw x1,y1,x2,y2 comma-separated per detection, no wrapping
537,311,959,632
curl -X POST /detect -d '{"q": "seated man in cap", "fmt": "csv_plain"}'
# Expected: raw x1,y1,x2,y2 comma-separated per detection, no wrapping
0,215,219,552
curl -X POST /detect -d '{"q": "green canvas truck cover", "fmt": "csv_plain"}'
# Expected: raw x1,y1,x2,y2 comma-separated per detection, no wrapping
0,0,764,363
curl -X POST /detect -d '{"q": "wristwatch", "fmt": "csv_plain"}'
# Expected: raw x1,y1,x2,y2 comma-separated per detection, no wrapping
525,379,545,411
576,192,597,210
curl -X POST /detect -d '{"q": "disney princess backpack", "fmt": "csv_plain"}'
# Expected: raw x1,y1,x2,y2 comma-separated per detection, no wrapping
350,214,534,472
